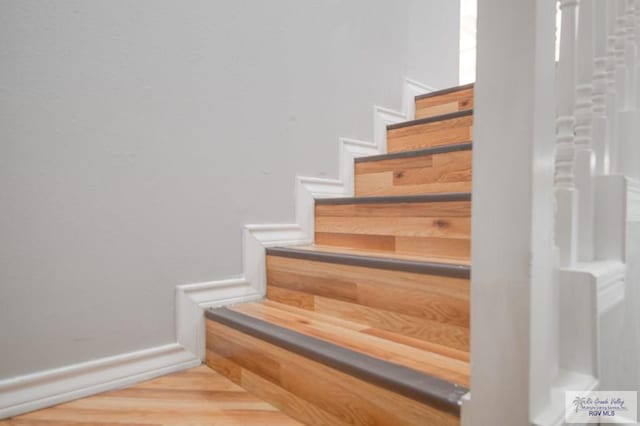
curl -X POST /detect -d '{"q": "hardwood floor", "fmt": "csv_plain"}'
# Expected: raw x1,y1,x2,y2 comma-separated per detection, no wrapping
0,366,301,425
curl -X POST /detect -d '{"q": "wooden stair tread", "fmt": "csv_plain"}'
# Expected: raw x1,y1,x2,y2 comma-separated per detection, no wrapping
267,246,470,277
227,300,470,386
205,306,469,415
386,110,473,154
387,110,473,132
414,84,474,120
266,248,470,354
414,83,474,102
315,191,471,205
354,142,472,197
314,192,472,263
355,141,472,164
287,244,471,267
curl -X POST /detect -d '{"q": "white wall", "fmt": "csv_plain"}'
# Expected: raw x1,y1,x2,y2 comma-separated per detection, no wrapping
0,0,459,380
459,0,476,84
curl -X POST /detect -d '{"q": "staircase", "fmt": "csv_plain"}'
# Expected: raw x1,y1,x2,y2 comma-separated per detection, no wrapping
205,84,474,425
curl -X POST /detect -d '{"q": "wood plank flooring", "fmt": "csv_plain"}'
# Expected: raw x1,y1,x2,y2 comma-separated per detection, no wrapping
0,366,301,426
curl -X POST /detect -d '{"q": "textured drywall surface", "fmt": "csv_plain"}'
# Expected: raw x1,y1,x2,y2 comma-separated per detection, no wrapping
0,0,459,378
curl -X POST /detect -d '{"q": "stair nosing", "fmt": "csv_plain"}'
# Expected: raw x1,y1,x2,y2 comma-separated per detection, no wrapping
355,142,472,164
387,109,473,131
206,306,468,415
414,83,474,101
315,192,471,206
266,246,470,279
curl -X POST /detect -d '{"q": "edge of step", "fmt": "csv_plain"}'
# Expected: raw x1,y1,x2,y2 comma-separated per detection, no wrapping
387,109,473,131
266,246,471,279
315,192,471,206
355,141,472,164
415,83,474,101
205,306,469,416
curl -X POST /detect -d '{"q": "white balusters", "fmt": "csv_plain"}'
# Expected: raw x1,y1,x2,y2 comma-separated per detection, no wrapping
556,0,578,190
592,0,609,174
555,0,640,264
603,2,620,173
575,0,595,261
556,0,579,267
575,0,594,152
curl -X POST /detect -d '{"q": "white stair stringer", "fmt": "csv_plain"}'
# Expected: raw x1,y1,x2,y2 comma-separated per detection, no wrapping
176,77,434,360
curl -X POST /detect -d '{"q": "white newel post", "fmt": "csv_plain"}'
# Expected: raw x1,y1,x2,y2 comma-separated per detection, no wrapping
575,0,596,261
472,0,557,424
556,0,579,267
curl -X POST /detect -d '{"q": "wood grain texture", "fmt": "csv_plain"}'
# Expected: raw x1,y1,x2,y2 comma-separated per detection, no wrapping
355,149,472,196
387,115,473,153
206,320,460,426
415,87,474,119
228,301,470,386
0,366,301,426
266,254,470,353
315,199,471,262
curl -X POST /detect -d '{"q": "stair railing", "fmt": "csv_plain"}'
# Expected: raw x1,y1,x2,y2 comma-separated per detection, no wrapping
555,0,639,267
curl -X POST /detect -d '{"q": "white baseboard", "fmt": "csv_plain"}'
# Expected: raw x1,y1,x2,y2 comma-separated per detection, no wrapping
0,343,200,419
0,77,436,421
373,77,434,153
402,77,436,120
